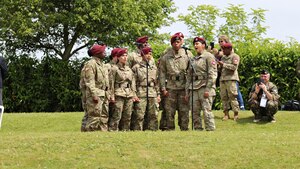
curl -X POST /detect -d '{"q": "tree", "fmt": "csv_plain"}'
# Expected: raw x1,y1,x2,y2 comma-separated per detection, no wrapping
178,4,267,43
0,0,176,61
178,5,219,42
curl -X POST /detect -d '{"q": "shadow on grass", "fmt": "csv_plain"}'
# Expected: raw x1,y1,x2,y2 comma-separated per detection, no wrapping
236,116,272,125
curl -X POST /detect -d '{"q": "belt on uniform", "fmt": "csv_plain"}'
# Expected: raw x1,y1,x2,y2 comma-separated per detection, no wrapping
168,75,185,81
139,81,155,87
102,86,109,91
115,82,131,88
192,75,206,80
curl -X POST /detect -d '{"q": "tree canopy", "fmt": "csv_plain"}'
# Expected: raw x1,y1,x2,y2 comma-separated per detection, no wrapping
0,0,176,60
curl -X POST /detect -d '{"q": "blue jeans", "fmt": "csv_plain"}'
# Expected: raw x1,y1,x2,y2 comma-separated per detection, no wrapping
236,82,245,110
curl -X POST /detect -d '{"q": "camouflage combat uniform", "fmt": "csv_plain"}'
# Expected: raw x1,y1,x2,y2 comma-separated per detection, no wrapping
109,62,136,131
132,60,159,130
159,48,192,130
79,63,88,131
219,52,240,119
186,50,217,131
80,56,110,131
248,82,280,120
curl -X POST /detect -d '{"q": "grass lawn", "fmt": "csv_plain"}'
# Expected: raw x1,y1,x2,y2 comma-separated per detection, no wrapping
0,110,300,169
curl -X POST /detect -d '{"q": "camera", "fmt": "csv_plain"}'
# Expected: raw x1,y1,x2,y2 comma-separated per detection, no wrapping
256,78,264,85
210,42,214,49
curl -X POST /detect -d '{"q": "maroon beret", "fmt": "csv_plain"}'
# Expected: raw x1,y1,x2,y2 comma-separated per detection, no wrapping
136,36,148,44
170,32,184,44
90,45,106,56
111,48,121,57
222,42,233,48
141,47,152,56
193,37,206,44
116,48,128,57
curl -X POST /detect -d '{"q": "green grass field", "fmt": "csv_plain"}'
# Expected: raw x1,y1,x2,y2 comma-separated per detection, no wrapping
0,111,300,169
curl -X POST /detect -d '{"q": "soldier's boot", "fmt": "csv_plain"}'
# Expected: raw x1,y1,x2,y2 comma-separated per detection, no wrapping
81,126,87,132
233,112,239,121
222,111,230,121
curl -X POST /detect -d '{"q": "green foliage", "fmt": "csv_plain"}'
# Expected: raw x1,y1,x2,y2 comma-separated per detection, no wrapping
3,54,85,112
178,4,268,43
178,5,219,42
236,39,300,107
0,0,176,60
1,111,300,168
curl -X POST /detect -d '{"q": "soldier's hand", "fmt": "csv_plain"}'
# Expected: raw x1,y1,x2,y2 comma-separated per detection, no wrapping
162,89,169,97
132,96,140,102
184,95,189,103
218,61,224,66
203,91,209,98
93,96,99,103
157,95,161,103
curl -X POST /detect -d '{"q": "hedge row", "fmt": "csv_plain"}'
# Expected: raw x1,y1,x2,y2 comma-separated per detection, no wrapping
3,40,300,112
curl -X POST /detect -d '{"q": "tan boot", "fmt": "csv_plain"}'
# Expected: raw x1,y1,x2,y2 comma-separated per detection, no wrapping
233,112,239,121
222,111,230,121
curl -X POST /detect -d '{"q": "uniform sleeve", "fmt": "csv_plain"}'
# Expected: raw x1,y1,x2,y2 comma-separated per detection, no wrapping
205,55,217,92
159,56,167,91
84,62,97,98
109,66,117,101
223,54,240,71
248,84,257,100
130,69,137,97
269,83,280,101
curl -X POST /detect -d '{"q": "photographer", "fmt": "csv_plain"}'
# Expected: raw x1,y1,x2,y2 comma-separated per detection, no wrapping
248,70,280,123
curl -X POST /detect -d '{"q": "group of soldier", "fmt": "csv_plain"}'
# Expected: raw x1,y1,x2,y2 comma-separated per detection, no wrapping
79,32,281,132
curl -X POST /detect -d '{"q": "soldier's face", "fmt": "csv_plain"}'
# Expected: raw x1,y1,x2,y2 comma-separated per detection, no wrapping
118,53,128,64
95,52,106,59
222,47,232,56
143,52,152,61
172,39,183,51
260,74,270,83
194,42,205,54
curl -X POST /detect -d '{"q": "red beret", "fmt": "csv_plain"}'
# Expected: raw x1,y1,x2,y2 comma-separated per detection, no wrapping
116,48,128,57
222,42,232,48
141,47,152,56
136,36,148,44
171,32,184,44
90,45,106,56
193,37,206,44
111,48,121,57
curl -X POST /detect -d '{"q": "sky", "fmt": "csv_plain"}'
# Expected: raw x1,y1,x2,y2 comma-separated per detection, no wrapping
159,0,300,42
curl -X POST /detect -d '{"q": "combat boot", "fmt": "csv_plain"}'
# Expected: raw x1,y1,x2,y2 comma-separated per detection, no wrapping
222,111,230,121
233,112,239,121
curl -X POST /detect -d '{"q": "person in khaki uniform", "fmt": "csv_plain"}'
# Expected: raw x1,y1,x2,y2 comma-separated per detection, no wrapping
127,36,155,68
297,59,300,99
159,32,193,131
109,48,138,131
80,44,110,132
185,37,217,131
79,49,92,132
248,70,280,123
218,42,240,121
131,47,160,130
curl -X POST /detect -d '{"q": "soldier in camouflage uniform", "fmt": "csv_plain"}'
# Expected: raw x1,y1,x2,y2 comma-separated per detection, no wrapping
80,49,92,132
109,48,138,131
106,48,121,126
159,32,193,131
218,42,240,121
80,44,110,132
131,47,160,130
248,70,280,123
127,36,155,68
185,37,217,131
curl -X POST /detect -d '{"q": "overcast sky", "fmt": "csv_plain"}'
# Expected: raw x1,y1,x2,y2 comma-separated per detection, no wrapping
160,0,300,42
